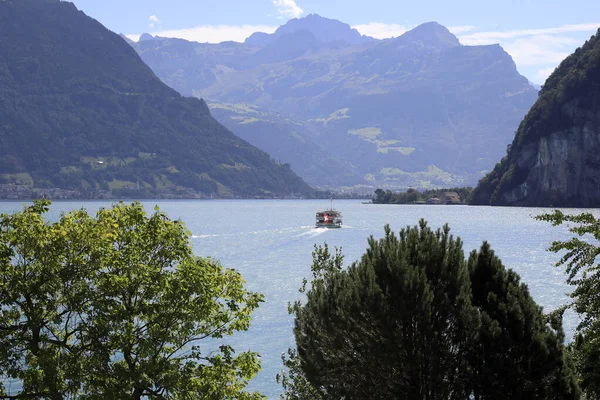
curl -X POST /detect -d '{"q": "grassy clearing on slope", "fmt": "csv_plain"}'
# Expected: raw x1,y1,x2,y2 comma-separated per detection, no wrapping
209,102,260,114
349,127,381,140
219,163,250,171
0,173,34,186
231,116,259,124
377,146,416,155
313,108,350,125
108,179,136,190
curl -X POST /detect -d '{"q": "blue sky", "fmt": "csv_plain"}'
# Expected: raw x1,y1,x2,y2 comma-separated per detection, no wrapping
71,0,600,84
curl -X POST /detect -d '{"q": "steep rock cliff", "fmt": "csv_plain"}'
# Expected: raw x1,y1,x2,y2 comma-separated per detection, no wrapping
472,28,600,207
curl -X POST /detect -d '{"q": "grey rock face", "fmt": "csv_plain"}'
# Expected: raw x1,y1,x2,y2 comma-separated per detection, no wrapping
499,101,600,206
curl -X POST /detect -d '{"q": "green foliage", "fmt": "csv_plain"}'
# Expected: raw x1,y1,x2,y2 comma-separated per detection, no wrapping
372,187,473,204
536,210,600,397
0,200,264,398
0,0,312,198
276,349,325,400
280,222,580,399
470,156,507,205
468,242,580,399
289,223,477,399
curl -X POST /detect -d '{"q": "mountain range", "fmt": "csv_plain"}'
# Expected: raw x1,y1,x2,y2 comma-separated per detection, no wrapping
132,15,539,189
0,0,312,198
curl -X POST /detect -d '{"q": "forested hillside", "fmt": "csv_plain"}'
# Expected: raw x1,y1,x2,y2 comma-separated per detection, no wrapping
0,0,312,198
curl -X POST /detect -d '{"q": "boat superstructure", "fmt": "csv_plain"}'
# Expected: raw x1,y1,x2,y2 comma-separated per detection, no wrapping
316,199,343,228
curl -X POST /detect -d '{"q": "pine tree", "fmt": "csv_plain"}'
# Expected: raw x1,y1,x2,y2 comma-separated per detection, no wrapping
284,222,580,399
292,221,478,399
467,242,580,400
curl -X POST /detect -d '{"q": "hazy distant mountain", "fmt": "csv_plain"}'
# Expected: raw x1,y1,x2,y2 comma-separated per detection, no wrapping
138,32,156,41
472,28,600,207
207,102,361,186
245,14,374,46
0,0,312,198
393,21,460,48
132,17,537,189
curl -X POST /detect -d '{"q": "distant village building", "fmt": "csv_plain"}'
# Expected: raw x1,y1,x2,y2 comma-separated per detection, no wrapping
444,191,460,204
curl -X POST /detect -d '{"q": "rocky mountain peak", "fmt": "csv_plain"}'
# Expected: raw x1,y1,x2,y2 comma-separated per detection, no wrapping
395,21,461,49
139,33,155,42
245,13,373,46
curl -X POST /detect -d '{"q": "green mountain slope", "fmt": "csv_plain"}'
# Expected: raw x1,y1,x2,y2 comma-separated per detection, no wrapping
132,19,537,188
472,28,600,207
0,0,312,198
207,102,361,187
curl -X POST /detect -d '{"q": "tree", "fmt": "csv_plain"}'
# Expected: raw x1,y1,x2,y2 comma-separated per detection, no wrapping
0,199,102,399
290,222,478,399
467,242,580,400
276,349,325,400
281,222,580,399
0,199,264,399
373,188,386,204
536,210,600,397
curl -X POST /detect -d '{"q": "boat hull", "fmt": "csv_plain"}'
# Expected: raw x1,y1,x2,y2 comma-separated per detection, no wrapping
315,223,342,229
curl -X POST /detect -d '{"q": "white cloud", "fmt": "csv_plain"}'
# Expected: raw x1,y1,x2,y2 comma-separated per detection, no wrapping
456,22,599,84
273,0,303,19
457,23,599,68
536,67,556,83
448,25,477,34
352,23,407,39
500,35,578,66
148,15,161,29
125,34,141,42
126,24,278,44
459,23,600,45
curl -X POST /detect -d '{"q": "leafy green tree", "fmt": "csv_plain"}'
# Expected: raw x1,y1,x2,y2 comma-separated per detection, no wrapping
537,210,600,397
0,200,264,399
468,242,580,400
0,199,102,399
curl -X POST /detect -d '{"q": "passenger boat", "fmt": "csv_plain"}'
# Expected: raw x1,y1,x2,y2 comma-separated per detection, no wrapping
316,199,343,228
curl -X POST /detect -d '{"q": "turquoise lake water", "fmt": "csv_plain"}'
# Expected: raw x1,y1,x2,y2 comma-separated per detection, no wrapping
0,199,595,398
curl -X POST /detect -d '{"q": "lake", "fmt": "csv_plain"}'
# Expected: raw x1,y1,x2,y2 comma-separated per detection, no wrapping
0,199,593,398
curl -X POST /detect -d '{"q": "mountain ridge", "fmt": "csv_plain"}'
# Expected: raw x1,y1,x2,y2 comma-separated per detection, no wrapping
130,16,538,189
245,13,374,46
